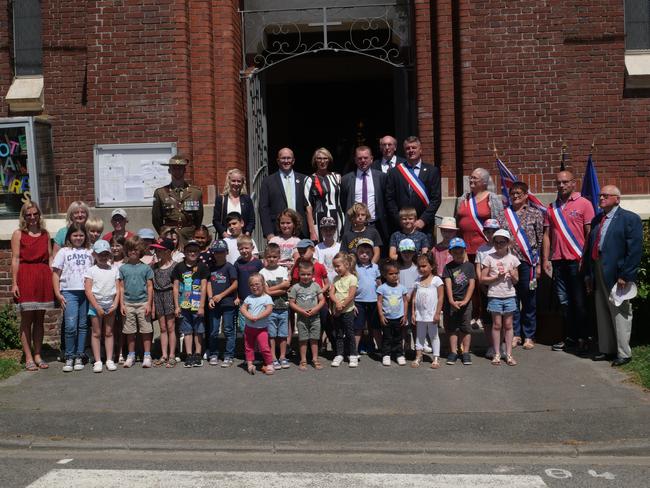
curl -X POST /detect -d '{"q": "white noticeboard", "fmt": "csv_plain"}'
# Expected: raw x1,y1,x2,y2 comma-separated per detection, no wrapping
94,143,177,207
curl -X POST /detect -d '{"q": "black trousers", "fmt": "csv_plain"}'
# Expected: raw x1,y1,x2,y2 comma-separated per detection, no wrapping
382,318,404,357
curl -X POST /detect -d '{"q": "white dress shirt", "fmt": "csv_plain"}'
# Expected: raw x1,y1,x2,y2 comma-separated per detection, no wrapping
354,168,376,220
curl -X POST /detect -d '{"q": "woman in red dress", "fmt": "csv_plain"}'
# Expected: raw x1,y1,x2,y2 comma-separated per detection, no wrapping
11,201,55,371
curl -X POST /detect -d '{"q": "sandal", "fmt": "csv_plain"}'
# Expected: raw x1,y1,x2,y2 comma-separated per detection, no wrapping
165,359,176,368
512,337,521,348
247,364,256,375
25,361,38,372
35,360,49,370
411,357,421,368
506,355,517,366
312,360,323,370
298,361,307,371
523,339,535,350
491,354,501,366
153,358,166,367
430,357,440,369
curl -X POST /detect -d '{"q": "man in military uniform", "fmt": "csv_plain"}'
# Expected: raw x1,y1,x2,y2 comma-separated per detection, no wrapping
152,155,203,242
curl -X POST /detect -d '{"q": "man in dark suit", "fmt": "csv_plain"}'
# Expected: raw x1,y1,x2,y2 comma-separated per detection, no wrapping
340,146,388,246
372,135,406,174
385,136,441,233
258,147,307,239
583,185,643,367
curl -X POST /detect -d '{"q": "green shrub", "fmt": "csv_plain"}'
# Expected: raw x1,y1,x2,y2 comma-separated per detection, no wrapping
632,220,650,345
0,304,21,350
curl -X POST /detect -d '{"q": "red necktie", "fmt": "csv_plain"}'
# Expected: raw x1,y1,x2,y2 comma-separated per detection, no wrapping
591,216,606,260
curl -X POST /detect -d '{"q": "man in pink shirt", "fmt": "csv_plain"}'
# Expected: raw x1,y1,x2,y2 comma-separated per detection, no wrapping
542,170,595,355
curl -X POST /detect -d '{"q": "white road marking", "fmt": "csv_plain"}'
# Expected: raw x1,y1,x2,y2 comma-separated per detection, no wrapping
56,459,73,465
588,469,616,480
26,470,548,487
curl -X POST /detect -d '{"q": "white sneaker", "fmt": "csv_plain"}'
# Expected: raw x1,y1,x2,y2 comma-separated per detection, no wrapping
423,344,433,354
106,360,117,371
349,356,359,368
397,356,406,366
62,359,73,372
73,358,84,371
123,355,135,368
382,355,391,366
142,356,153,368
331,355,343,367
92,361,103,373
118,354,125,365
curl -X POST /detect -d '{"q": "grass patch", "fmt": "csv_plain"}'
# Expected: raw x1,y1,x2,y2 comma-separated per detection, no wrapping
622,345,650,390
0,357,21,380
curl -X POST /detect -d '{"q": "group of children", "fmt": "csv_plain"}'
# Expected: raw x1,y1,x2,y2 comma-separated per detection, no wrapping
53,200,523,375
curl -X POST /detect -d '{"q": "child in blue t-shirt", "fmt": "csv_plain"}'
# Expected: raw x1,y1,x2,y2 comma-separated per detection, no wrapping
353,238,381,355
376,260,408,367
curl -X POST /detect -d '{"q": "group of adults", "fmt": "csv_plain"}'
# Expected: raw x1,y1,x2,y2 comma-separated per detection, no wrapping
11,135,643,370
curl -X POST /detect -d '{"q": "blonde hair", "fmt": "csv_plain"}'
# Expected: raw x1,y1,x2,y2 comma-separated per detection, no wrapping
346,202,369,222
222,168,248,195
18,201,46,232
311,147,333,169
399,207,417,219
64,201,90,226
237,235,253,248
333,252,357,277
85,216,104,233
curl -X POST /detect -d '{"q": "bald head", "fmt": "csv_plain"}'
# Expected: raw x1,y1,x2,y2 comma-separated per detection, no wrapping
599,185,621,212
556,170,576,199
277,148,295,173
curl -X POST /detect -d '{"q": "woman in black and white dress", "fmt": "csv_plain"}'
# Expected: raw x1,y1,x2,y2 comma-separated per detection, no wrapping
304,148,343,242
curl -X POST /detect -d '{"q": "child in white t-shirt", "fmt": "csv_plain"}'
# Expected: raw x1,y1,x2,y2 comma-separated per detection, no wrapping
84,240,120,373
314,217,340,284
411,253,444,369
476,218,499,357
481,229,520,366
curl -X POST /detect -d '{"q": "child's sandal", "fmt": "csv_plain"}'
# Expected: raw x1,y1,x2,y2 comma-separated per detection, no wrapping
299,361,308,371
411,356,422,368
506,354,517,366
247,364,256,375
312,360,323,370
430,357,440,369
154,357,166,367
165,359,176,368
491,354,501,366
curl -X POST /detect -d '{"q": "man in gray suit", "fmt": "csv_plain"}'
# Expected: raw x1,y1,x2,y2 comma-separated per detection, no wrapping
340,146,388,249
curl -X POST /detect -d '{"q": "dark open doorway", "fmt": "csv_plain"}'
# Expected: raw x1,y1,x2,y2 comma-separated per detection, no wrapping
265,52,411,175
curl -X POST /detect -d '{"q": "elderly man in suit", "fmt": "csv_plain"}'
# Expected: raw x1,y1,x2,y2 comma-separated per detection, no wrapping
583,185,643,367
340,145,388,247
385,136,441,233
372,135,406,174
258,147,307,239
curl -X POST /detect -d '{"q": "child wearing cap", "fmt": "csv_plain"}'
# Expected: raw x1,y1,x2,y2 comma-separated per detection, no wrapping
223,212,259,265
314,216,341,284
340,203,381,263
160,226,185,263
354,238,381,356
442,237,476,366
172,240,210,368
433,217,458,278
480,229,520,366
397,238,419,353
102,208,134,242
118,236,155,368
388,207,431,261
84,239,120,373
150,238,178,367
207,239,238,367
475,219,500,357
260,242,291,370
137,228,158,266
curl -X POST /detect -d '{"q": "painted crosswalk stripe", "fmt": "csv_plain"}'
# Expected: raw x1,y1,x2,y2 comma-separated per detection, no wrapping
27,470,548,487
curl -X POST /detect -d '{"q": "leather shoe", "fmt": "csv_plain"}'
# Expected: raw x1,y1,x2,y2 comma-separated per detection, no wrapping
611,357,632,367
592,353,614,362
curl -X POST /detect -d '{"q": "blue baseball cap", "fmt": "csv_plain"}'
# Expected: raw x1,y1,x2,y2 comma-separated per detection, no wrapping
137,228,156,240
449,237,466,250
296,239,315,249
92,239,111,254
210,239,229,253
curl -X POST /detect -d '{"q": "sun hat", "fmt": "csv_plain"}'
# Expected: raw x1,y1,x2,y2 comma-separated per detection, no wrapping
438,217,458,230
610,282,638,307
492,229,511,241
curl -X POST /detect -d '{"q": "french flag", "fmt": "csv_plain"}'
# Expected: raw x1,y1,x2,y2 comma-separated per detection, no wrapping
496,158,546,212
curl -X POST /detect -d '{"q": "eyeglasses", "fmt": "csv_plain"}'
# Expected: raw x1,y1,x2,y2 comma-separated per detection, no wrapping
599,193,618,199
509,191,525,197
556,180,573,185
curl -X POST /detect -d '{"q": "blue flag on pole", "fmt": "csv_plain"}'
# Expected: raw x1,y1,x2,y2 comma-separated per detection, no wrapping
581,153,601,214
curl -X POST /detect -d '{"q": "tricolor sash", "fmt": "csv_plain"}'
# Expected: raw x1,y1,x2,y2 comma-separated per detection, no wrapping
464,195,487,242
396,163,429,206
548,200,583,260
504,206,537,266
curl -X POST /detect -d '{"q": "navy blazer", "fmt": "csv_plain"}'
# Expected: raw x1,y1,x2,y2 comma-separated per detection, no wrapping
583,207,643,291
212,193,255,237
384,161,441,231
258,170,307,238
371,155,407,173
339,169,388,242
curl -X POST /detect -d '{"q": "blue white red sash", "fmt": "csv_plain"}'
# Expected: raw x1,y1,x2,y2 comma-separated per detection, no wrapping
504,206,537,266
548,200,583,260
396,163,429,206
464,195,487,242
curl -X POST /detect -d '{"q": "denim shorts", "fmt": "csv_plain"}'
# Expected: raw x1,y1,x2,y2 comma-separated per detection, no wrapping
179,309,205,335
487,296,517,314
267,309,289,338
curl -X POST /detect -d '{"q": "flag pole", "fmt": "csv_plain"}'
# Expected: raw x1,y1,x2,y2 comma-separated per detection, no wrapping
560,139,567,171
